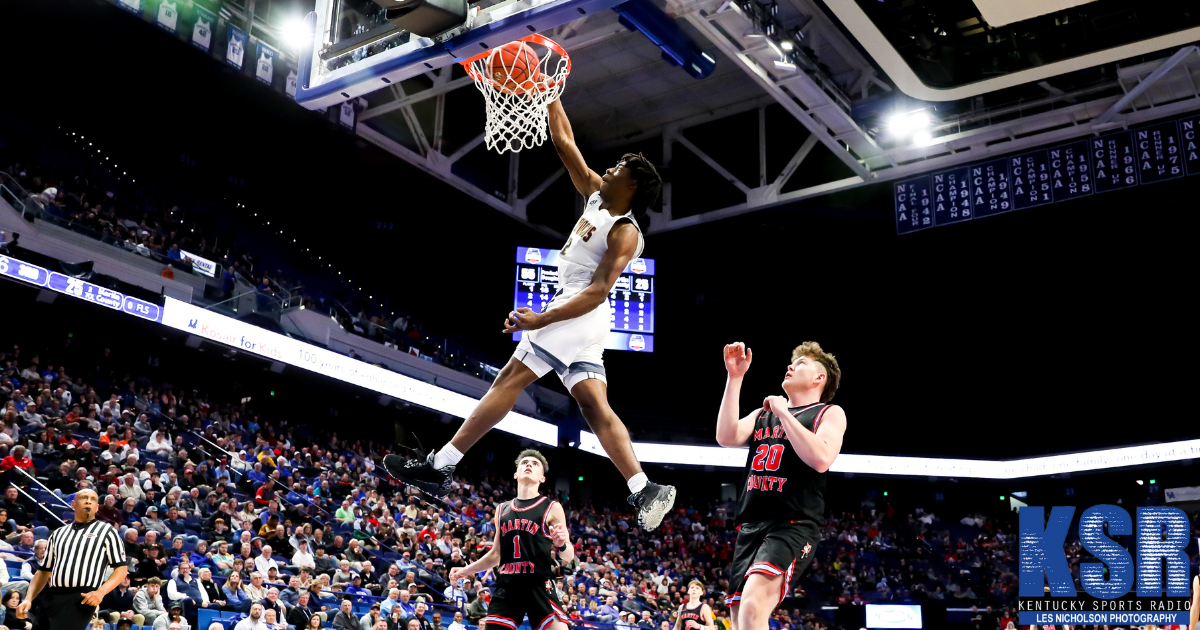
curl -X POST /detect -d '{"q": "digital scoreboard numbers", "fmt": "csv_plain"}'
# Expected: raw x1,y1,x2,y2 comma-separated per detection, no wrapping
894,110,1200,234
513,247,656,353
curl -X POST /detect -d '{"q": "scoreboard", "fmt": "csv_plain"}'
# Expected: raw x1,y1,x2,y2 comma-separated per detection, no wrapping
895,111,1200,234
512,246,656,352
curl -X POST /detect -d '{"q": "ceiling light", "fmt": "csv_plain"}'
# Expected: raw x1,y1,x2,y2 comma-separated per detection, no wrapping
780,39,794,51
281,18,312,51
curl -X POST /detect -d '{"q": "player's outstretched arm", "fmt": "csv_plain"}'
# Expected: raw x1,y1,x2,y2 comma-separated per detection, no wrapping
716,343,757,448
503,223,637,334
548,99,602,197
450,513,503,582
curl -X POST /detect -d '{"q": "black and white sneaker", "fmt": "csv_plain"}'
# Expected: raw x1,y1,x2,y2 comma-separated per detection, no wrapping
628,481,677,530
382,450,455,497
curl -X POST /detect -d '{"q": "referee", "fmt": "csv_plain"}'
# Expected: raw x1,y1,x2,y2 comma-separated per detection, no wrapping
16,489,128,630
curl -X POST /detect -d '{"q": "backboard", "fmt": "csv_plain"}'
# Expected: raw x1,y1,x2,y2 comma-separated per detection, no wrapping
297,0,625,109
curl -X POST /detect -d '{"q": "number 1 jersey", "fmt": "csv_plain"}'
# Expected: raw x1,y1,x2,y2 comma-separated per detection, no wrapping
735,402,830,526
497,495,558,581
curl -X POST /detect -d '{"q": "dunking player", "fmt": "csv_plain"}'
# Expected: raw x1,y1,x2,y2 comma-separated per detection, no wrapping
675,581,716,630
715,341,846,630
384,97,676,529
450,450,572,630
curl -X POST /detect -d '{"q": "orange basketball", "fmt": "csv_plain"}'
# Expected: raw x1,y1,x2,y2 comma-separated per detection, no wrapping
488,41,541,94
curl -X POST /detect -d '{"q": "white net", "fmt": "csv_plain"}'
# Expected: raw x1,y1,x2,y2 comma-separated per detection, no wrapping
463,35,571,154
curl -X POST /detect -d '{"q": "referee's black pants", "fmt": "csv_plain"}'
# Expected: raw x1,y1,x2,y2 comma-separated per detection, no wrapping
29,586,97,630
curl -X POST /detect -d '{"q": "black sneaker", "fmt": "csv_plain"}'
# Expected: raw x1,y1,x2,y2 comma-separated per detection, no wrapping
628,481,676,530
382,450,455,497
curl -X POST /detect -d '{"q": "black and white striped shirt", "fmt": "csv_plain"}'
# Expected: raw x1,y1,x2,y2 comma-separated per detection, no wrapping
39,519,126,589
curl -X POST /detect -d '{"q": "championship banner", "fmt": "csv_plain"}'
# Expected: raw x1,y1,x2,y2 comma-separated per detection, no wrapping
117,0,143,14
226,24,247,70
338,100,357,131
255,42,277,85
191,5,216,52
285,63,298,99
156,0,180,33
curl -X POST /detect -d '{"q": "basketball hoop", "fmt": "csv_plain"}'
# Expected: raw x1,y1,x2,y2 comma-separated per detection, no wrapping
461,34,572,154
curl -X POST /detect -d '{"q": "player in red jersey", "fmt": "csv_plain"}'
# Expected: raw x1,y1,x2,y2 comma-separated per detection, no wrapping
674,581,716,630
716,341,846,630
451,450,574,630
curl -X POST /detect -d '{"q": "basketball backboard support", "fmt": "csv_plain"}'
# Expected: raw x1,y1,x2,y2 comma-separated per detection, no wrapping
297,0,626,110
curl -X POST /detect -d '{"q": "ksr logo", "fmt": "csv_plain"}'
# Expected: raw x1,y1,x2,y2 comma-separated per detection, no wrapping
1020,505,1191,598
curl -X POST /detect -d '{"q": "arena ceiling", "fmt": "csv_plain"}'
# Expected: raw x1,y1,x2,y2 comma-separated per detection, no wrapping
343,0,1200,236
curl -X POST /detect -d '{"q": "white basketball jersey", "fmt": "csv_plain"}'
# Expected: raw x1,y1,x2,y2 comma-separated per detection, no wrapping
557,192,644,288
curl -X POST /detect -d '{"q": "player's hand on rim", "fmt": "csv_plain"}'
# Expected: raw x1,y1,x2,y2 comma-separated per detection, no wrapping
724,342,752,377
503,307,545,333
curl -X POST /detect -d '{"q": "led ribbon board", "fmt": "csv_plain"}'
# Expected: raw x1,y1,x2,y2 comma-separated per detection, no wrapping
578,431,1200,478
0,253,556,446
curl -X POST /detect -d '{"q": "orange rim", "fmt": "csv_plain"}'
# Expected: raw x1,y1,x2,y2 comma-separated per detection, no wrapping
461,34,572,92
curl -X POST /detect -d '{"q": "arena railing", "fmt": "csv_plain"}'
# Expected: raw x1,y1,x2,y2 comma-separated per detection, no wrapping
7,482,67,528
9,465,72,511
188,431,246,483
0,170,223,280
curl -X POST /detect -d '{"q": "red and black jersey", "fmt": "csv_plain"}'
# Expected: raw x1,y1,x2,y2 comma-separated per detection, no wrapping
678,602,704,627
496,495,558,580
735,402,830,525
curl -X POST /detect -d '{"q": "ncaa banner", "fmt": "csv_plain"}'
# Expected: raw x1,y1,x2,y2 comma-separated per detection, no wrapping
226,25,247,70
156,0,179,33
255,43,278,85
191,5,216,52
117,0,142,14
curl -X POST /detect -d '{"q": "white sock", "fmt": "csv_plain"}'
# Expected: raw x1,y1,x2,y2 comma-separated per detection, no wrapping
627,472,648,494
433,443,464,470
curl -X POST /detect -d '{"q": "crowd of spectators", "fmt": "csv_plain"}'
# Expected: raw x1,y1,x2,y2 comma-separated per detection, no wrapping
0,334,856,630
1,321,1173,630
0,331,1049,630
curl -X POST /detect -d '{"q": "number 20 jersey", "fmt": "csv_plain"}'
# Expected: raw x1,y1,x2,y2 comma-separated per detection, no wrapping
735,402,830,526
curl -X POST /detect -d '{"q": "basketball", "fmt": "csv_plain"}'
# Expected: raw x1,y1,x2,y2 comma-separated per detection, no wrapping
488,41,541,95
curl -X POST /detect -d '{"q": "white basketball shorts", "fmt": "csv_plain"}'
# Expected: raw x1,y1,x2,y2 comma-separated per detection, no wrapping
514,284,609,391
